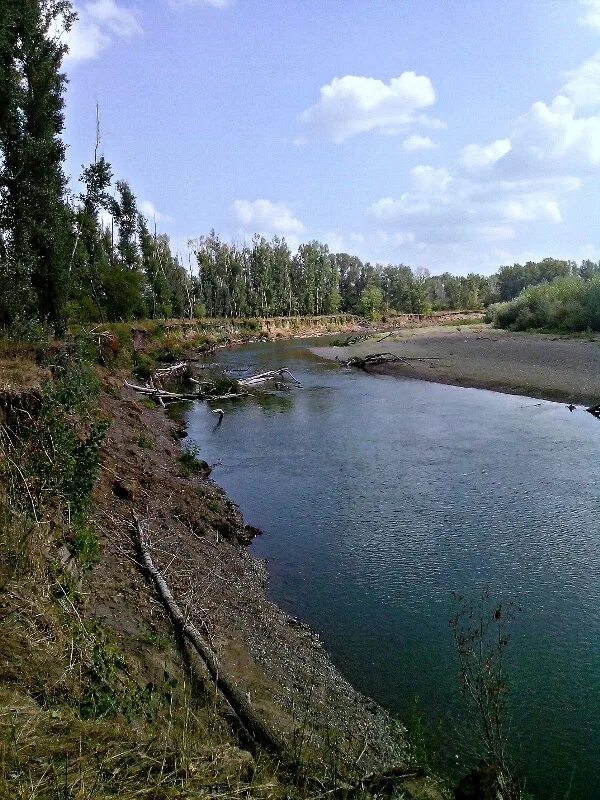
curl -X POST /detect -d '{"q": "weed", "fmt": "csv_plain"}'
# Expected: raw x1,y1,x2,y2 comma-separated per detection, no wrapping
179,445,210,477
404,697,431,770
1,342,108,523
451,588,522,799
134,431,154,449
132,351,157,381
138,627,171,652
69,524,101,571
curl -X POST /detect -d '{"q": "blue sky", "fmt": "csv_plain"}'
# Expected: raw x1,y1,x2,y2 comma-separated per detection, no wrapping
59,0,600,275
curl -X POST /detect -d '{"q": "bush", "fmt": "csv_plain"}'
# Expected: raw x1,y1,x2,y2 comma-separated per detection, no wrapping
490,275,600,333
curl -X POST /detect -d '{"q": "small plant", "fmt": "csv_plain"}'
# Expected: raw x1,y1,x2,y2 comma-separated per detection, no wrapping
134,431,154,449
179,445,210,477
138,626,171,652
450,588,522,799
69,524,101,571
132,351,158,381
404,696,432,770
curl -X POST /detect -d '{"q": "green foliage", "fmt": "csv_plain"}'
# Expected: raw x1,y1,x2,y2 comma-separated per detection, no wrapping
357,284,384,320
497,258,573,302
0,0,75,334
179,445,210,477
70,523,101,571
132,351,158,381
451,589,522,798
490,275,600,332
134,431,154,450
77,621,155,720
404,697,433,770
1,340,108,522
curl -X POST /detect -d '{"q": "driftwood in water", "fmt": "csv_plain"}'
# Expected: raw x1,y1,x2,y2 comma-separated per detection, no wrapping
131,513,287,757
124,380,201,402
345,352,415,370
345,352,442,370
586,403,600,419
153,361,189,383
238,367,302,387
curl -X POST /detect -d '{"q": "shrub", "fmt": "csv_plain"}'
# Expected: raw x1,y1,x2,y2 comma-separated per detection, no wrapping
490,275,600,333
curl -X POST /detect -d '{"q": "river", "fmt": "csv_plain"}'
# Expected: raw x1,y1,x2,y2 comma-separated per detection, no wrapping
185,337,600,799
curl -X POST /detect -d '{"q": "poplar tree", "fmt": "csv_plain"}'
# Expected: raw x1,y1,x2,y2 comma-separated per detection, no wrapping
0,0,75,333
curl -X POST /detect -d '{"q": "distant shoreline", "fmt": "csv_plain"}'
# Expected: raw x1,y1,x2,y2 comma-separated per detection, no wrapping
313,324,600,406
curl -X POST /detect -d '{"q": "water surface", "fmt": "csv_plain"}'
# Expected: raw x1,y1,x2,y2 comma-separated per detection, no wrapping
186,337,600,799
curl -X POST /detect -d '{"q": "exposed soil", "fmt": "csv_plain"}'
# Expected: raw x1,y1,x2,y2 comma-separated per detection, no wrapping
314,324,600,406
89,371,413,782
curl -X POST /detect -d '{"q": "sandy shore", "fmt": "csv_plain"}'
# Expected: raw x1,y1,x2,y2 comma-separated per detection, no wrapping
314,324,600,406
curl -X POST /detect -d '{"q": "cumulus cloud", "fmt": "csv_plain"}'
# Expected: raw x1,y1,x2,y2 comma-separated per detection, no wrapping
55,0,141,64
579,0,600,31
561,51,600,109
140,200,172,224
297,72,439,143
232,199,305,236
402,134,437,151
369,48,600,257
460,138,511,169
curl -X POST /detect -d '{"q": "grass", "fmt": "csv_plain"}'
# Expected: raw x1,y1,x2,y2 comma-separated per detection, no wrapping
69,524,101,571
437,316,484,327
133,431,154,449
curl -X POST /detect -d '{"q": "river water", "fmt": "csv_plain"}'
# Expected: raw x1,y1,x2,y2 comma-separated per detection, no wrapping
186,337,600,799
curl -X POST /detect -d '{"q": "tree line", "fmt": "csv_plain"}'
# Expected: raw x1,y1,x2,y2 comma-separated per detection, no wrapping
1,1,599,335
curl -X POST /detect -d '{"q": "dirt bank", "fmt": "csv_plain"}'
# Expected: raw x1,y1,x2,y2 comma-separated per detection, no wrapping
91,375,412,779
314,324,600,405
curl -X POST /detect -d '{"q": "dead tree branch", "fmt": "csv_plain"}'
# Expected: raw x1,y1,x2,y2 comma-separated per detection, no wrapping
131,512,288,758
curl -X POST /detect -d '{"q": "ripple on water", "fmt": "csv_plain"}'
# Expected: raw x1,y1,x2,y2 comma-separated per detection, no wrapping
186,341,600,800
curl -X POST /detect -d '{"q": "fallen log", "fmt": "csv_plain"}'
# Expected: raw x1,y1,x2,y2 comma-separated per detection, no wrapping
345,352,442,370
124,380,201,402
131,513,288,757
345,352,415,370
153,362,189,382
238,367,302,387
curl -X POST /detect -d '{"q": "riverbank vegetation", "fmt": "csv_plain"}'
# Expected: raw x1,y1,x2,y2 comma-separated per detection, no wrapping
489,273,600,333
1,4,597,335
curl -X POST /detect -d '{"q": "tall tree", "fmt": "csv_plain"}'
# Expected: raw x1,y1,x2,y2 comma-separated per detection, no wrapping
0,0,75,333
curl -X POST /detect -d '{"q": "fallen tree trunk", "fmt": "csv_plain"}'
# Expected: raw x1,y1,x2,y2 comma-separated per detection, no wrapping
153,362,189,382
345,352,415,370
345,352,442,370
131,513,288,758
238,367,302,387
124,380,201,402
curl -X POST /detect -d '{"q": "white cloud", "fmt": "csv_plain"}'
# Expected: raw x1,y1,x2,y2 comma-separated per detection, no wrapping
410,165,452,193
402,134,437,151
367,47,600,259
58,0,141,64
298,72,439,143
460,138,511,169
561,51,600,109
232,199,305,235
140,200,172,224
579,0,600,31
323,231,346,253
